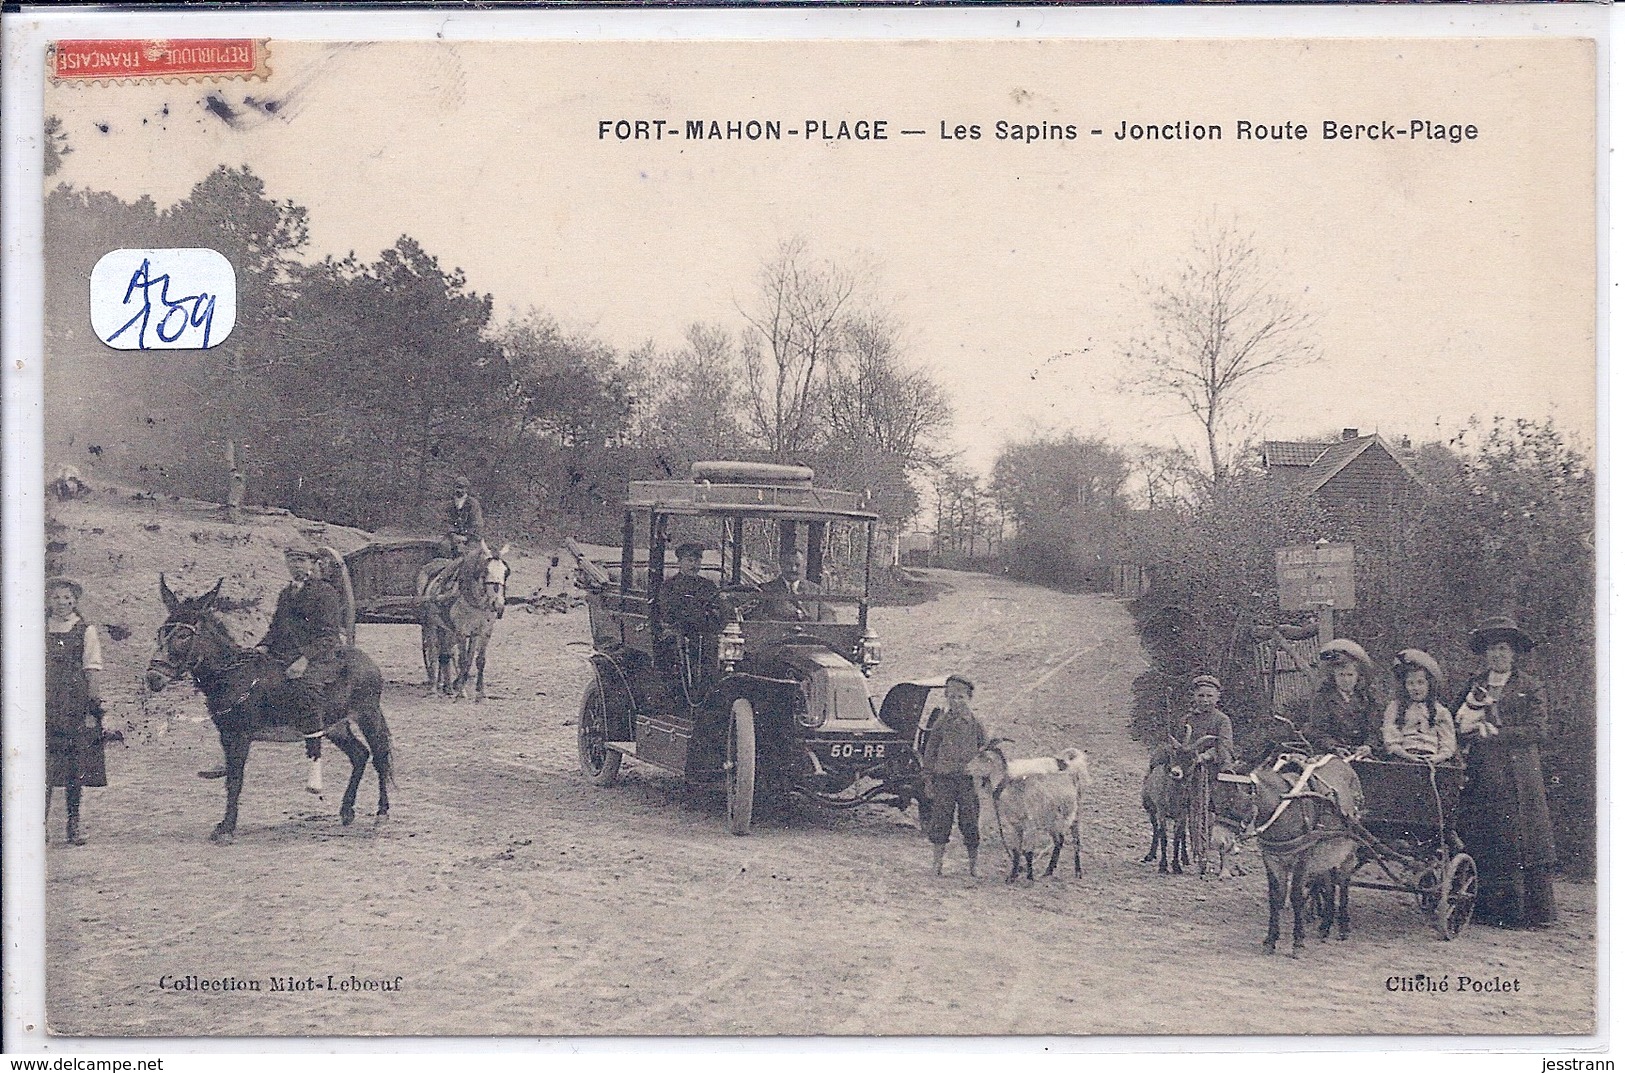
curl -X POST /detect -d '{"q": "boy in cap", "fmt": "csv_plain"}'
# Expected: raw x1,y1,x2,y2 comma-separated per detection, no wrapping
1177,674,1235,768
921,673,988,876
258,543,347,736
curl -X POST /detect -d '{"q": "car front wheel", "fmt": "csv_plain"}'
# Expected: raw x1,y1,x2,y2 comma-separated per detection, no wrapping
726,698,756,835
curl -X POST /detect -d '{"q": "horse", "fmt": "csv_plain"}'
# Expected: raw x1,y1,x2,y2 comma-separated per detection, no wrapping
1213,754,1361,956
145,575,393,843
421,541,510,701
1139,731,1212,875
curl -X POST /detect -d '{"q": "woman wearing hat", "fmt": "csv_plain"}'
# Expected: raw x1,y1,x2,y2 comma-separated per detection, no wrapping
1453,616,1557,927
1381,649,1459,764
1304,640,1383,756
46,577,107,845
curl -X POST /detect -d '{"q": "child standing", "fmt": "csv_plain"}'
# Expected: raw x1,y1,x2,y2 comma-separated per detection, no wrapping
46,577,107,845
922,674,988,876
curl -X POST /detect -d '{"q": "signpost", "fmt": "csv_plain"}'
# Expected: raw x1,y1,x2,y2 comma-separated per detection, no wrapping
1276,541,1356,645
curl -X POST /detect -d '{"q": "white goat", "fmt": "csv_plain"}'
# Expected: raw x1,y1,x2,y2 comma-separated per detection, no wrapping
966,739,1090,883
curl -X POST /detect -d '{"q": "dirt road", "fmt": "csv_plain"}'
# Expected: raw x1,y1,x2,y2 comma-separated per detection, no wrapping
44,564,1595,1038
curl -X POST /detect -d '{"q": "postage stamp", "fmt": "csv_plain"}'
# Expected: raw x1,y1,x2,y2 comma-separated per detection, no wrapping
5,13,1605,1051
47,39,269,85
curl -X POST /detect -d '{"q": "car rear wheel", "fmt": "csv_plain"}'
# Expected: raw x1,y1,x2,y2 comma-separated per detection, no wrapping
726,698,756,835
578,679,622,786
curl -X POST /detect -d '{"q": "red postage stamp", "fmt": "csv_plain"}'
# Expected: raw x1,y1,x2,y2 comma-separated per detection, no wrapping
47,39,269,84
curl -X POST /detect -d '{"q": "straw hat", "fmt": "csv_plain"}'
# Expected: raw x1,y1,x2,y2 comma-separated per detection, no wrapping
1392,648,1445,689
1317,638,1373,669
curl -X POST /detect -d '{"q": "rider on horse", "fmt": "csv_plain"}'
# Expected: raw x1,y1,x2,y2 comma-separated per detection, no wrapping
440,475,484,560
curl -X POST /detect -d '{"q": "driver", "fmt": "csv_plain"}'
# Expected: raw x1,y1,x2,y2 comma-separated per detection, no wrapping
751,549,824,622
660,542,725,694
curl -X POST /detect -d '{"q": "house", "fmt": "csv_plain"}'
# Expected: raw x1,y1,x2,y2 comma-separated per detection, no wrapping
1262,428,1428,514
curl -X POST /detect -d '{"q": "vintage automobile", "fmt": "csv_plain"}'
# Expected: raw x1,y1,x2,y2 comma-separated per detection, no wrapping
569,461,937,834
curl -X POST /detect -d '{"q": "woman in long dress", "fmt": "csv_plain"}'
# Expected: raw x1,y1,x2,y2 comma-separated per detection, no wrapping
46,577,106,845
1454,615,1558,927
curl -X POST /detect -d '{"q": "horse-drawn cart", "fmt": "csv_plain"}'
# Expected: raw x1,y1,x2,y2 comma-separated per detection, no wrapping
343,539,445,625
342,539,445,682
1346,757,1478,940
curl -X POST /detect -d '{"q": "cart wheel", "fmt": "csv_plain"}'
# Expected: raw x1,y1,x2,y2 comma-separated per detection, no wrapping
726,698,756,836
1416,860,1443,913
578,680,621,786
1433,852,1478,940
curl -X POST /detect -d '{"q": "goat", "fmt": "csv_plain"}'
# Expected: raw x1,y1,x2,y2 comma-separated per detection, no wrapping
967,739,1089,883
1141,733,1208,874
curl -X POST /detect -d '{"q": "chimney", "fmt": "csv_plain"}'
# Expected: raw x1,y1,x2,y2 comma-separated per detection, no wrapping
1341,428,1360,442
1399,435,1413,450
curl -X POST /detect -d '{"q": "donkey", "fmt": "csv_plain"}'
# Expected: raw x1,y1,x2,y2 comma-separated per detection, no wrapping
421,541,510,701
146,576,393,843
1214,755,1362,956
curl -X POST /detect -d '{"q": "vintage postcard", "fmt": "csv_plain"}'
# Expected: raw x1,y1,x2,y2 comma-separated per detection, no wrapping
8,15,1602,1046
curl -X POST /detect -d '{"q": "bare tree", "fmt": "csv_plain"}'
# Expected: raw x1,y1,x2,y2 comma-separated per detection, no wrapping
637,321,749,455
1128,443,1201,512
739,238,856,456
826,307,955,468
1120,218,1321,496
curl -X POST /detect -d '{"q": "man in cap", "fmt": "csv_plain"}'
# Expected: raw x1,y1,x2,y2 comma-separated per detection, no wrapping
442,475,485,559
658,542,725,696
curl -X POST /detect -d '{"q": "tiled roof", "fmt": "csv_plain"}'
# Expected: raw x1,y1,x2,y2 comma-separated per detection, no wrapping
1299,434,1427,496
1262,441,1329,468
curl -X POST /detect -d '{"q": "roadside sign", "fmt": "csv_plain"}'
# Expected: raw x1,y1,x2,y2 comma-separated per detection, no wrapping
1276,542,1355,611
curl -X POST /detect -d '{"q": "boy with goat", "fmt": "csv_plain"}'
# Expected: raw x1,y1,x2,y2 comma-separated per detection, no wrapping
921,674,988,877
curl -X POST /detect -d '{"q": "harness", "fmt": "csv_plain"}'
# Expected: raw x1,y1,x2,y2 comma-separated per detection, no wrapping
1214,754,1348,848
154,618,329,737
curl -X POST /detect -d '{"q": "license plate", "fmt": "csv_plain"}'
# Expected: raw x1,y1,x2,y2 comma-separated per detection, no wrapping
826,741,887,762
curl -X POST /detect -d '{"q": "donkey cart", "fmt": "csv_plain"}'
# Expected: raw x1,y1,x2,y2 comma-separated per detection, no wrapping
1345,756,1478,940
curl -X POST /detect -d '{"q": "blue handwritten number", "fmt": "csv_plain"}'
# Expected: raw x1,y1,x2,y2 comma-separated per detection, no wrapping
107,258,217,349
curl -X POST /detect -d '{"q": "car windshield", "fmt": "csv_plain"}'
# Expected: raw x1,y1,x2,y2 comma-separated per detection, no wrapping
729,516,870,602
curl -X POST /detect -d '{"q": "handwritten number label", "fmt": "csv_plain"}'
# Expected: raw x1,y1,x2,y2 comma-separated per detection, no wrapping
90,248,236,351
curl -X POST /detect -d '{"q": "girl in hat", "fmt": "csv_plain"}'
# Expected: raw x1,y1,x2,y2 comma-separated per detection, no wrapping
1305,641,1383,756
1381,649,1459,764
1453,616,1557,927
46,577,107,845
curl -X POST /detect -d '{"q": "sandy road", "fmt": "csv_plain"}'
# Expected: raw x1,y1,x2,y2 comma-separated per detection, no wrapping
44,566,1594,1038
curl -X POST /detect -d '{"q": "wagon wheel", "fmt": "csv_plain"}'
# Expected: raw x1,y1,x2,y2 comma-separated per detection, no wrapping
577,680,622,786
725,698,757,836
1432,852,1478,940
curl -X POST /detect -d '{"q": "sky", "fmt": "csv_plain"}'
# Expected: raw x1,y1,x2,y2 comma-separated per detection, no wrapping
45,37,1597,475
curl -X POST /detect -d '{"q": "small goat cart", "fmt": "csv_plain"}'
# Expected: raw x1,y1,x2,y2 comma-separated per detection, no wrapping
1345,756,1478,940
568,461,932,835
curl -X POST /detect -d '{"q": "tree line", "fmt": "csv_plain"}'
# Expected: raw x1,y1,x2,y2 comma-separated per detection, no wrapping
44,166,953,545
